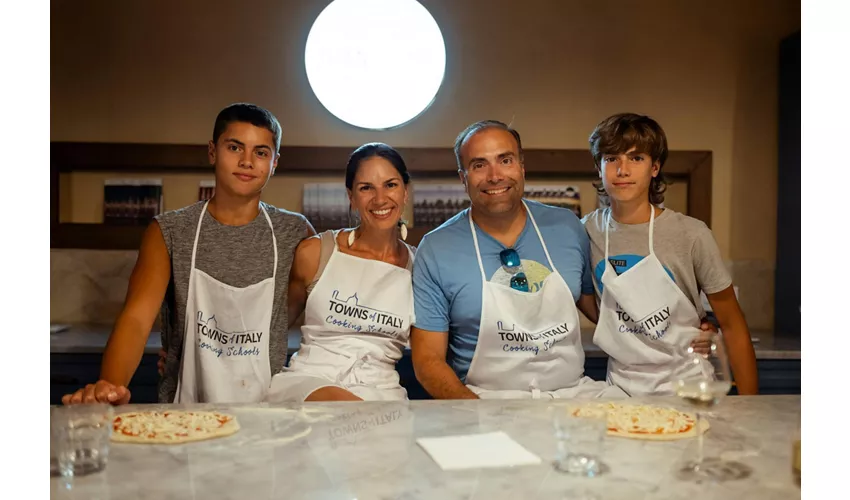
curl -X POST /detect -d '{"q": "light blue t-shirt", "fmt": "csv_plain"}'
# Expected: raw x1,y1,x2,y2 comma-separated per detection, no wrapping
412,200,594,382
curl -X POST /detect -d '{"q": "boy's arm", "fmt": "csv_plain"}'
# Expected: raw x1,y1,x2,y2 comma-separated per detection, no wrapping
706,286,759,394
691,224,758,394
63,220,172,404
577,293,599,324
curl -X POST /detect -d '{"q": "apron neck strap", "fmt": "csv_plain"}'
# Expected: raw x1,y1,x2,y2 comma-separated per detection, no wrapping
192,201,278,277
523,201,556,270
468,201,556,282
260,204,278,278
191,201,210,272
604,204,656,261
468,212,488,281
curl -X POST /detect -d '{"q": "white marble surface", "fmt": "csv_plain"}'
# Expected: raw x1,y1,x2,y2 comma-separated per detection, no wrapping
51,396,800,499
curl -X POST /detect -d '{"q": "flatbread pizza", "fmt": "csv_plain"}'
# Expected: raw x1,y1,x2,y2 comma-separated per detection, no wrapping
111,410,240,444
572,402,709,441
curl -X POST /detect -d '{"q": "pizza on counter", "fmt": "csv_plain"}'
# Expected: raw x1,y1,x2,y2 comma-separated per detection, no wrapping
571,402,709,441
111,410,240,444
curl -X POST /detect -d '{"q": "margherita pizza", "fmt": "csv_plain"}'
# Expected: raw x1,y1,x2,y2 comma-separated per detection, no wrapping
111,410,240,444
572,403,709,441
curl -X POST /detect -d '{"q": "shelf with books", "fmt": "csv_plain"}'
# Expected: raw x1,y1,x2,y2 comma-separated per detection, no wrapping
51,142,712,250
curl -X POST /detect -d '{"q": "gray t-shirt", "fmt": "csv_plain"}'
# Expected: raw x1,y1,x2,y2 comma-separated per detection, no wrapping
154,201,309,403
582,208,731,318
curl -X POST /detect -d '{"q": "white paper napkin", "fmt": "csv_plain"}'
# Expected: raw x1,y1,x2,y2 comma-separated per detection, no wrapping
416,431,542,470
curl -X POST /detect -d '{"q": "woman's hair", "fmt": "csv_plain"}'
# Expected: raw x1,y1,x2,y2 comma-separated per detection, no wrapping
345,143,410,227
345,143,410,189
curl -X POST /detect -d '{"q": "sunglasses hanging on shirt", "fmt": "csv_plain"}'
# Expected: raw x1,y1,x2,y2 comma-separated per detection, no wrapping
499,248,530,292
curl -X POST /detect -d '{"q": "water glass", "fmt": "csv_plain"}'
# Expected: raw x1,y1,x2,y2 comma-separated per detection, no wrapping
51,404,114,477
552,405,607,477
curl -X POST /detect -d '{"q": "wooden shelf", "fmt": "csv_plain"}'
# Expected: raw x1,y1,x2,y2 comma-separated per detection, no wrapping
52,223,148,250
51,222,434,251
51,142,712,250
51,142,707,177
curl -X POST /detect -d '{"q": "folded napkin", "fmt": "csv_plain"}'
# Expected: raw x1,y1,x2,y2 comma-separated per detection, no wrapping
416,431,542,470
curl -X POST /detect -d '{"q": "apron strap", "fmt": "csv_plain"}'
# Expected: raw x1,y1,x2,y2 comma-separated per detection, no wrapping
259,204,278,278
190,201,210,271
604,204,657,261
468,212,488,282
468,201,557,281
647,204,656,256
522,201,556,270
192,201,278,277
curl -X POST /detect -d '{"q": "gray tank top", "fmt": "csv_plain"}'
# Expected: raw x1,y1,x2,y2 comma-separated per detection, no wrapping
154,201,308,403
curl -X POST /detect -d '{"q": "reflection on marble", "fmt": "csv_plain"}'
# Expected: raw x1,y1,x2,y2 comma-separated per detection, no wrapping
51,396,800,500
51,250,139,325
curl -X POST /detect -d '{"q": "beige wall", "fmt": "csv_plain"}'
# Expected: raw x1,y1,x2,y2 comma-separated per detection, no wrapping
50,0,799,328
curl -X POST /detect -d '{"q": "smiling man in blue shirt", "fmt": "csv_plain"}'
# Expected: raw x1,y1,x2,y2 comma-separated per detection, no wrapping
409,120,624,400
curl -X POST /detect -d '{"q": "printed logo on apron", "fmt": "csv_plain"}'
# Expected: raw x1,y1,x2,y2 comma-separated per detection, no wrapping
325,289,406,337
595,253,677,340
195,312,264,358
496,320,571,355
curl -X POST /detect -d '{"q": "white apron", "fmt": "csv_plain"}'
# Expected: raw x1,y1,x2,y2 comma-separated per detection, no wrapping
267,231,413,401
174,201,276,403
594,207,703,396
465,202,622,399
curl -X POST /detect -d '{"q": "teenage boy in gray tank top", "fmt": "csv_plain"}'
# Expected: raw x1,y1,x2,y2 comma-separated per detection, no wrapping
62,103,315,405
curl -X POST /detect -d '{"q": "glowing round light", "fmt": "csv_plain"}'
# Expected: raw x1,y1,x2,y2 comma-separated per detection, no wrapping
304,0,446,130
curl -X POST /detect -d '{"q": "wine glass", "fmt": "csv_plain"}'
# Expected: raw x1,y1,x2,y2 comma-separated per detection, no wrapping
674,331,752,482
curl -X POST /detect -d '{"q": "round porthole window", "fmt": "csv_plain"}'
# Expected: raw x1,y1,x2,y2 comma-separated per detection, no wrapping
304,0,446,130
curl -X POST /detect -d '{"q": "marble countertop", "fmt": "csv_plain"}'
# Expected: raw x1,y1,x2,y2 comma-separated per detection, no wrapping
50,324,800,360
51,395,801,499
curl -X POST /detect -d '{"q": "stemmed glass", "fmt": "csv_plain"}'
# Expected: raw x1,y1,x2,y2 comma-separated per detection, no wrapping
674,331,752,482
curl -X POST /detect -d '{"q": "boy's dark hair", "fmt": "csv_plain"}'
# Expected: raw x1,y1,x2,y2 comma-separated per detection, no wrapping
454,120,523,171
212,103,282,152
589,113,669,205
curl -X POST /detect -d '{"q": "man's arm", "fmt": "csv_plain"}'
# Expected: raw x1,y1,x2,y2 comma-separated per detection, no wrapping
707,286,758,395
576,293,599,324
410,327,478,399
63,220,171,404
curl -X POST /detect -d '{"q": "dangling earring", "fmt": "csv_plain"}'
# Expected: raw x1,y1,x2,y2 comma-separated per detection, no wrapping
348,228,356,247
400,223,408,241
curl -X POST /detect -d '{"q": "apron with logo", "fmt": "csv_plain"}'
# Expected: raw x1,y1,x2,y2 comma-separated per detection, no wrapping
268,231,413,401
594,207,703,396
174,201,275,403
465,202,622,399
